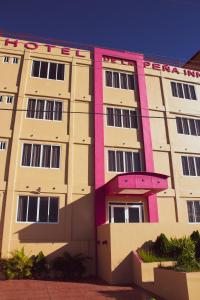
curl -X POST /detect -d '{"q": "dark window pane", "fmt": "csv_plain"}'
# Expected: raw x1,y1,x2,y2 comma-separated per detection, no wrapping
130,110,138,129
113,207,125,223
114,109,122,127
54,102,62,120
133,153,141,171
177,83,184,98
195,157,200,176
39,197,48,222
40,62,48,78
189,85,197,100
194,202,200,222
128,74,135,90
108,151,116,171
51,146,60,168
182,118,189,135
27,99,36,118
183,84,190,99
22,144,32,166
35,100,45,119
196,120,200,136
125,152,133,172
31,144,41,167
57,64,65,80
116,151,124,172
17,196,28,222
113,72,120,88
49,197,58,222
120,73,127,89
189,119,197,136
42,145,51,168
107,108,114,126
27,197,37,222
188,156,196,176
105,71,112,87
181,156,189,175
176,117,183,134
171,82,178,97
122,110,130,128
128,207,140,222
187,202,194,222
49,63,57,80
32,61,40,77
45,101,54,120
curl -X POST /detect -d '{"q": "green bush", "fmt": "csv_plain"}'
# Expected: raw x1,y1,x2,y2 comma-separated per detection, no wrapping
153,233,171,257
137,249,173,263
52,252,89,280
31,251,48,279
190,231,200,260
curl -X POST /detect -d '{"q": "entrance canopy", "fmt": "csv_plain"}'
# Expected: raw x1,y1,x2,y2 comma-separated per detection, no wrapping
103,172,168,196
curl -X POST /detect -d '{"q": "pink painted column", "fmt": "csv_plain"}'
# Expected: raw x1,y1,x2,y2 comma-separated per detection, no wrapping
94,48,159,224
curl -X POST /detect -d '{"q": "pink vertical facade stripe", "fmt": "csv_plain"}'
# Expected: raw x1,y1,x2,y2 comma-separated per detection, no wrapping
94,48,159,224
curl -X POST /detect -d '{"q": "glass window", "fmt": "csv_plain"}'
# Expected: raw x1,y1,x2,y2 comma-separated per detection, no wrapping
125,152,133,172
49,63,57,80
39,197,49,222
190,85,197,100
130,110,138,129
0,142,6,150
176,117,183,134
108,151,116,171
27,197,38,222
114,109,122,127
31,60,64,80
171,81,197,101
127,74,134,90
32,60,40,77
171,82,178,97
122,110,130,128
116,151,124,172
120,73,128,89
113,72,120,88
107,108,114,126
22,144,32,166
17,196,28,222
187,201,200,223
57,64,65,80
108,150,141,173
105,71,112,87
26,99,36,118
49,197,59,223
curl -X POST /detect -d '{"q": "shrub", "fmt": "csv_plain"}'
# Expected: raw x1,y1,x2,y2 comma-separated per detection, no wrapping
51,252,89,280
137,249,173,263
190,231,200,260
31,251,48,279
153,234,171,257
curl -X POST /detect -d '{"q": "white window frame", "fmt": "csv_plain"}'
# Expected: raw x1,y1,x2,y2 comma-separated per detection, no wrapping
3,56,9,63
107,149,142,173
171,81,197,100
181,155,200,177
12,57,19,64
26,98,63,122
104,70,135,90
21,143,61,169
16,195,59,224
31,60,65,81
187,201,200,223
6,96,13,104
0,95,3,102
109,202,143,223
106,106,138,129
176,116,200,136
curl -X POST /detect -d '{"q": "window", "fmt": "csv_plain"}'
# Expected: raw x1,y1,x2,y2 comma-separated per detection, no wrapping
109,202,144,223
108,150,141,172
105,70,135,90
0,96,3,102
31,60,65,80
187,201,200,223
171,81,197,100
107,107,138,129
6,96,13,104
0,142,6,150
181,156,200,176
3,56,9,63
13,57,19,64
26,98,62,121
17,196,59,223
176,117,200,136
22,143,60,168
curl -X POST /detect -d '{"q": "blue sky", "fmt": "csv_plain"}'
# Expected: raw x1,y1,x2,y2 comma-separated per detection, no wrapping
0,0,199,63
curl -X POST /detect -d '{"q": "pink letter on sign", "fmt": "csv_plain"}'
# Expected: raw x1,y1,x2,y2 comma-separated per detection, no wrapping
76,50,85,57
5,39,18,47
44,44,56,52
61,48,70,55
171,67,179,74
24,42,39,50
152,63,161,70
162,64,170,72
144,61,151,68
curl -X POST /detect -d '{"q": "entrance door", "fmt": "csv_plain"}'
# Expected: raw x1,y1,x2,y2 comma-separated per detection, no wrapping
109,203,143,223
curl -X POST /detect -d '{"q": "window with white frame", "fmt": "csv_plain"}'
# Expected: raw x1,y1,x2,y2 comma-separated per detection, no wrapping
181,156,200,176
12,57,19,64
187,201,200,223
0,141,6,150
3,56,9,63
107,107,138,128
171,81,197,100
108,150,141,172
6,96,13,104
176,117,200,136
17,196,59,223
0,96,3,102
21,143,60,168
31,60,65,80
26,98,62,121
105,70,135,90
109,202,144,223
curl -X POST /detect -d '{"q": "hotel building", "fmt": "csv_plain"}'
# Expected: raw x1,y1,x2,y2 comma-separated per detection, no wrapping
0,36,200,283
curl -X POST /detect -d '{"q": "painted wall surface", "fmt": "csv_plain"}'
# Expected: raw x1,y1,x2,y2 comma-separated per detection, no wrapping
0,37,200,281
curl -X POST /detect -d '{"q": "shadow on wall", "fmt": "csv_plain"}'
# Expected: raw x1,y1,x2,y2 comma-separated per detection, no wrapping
111,252,134,285
0,192,6,254
11,193,96,273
